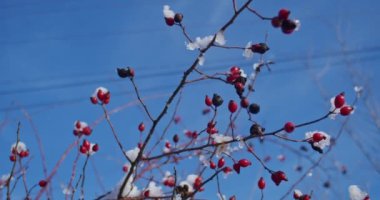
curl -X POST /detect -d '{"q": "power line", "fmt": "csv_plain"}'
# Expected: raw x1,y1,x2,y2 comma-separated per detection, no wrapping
0,52,378,112
1,46,379,96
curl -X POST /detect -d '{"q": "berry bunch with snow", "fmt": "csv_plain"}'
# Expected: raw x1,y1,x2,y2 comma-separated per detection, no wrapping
90,87,111,105
271,9,301,34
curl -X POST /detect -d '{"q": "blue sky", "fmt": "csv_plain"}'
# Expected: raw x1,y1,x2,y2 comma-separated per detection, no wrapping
1,0,380,199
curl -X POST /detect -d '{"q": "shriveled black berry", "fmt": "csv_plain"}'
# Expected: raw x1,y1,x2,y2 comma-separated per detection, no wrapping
250,123,264,136
212,93,223,107
249,103,260,114
117,67,134,78
174,13,183,23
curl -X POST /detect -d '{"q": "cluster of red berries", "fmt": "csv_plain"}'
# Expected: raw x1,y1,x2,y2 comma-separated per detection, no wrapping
226,66,247,97
206,121,218,134
184,130,198,139
90,87,111,105
333,93,354,116
209,158,251,174
271,171,288,186
193,176,203,191
271,9,300,34
73,120,92,137
232,159,252,174
79,139,99,155
163,176,175,187
9,143,29,162
293,189,311,200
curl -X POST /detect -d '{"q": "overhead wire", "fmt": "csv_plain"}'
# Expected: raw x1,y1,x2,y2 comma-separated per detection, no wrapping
0,51,378,112
1,46,379,96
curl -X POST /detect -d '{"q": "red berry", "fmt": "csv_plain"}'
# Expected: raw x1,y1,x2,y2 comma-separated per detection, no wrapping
238,159,251,167
75,121,81,129
271,171,288,186
19,151,28,158
10,154,16,162
192,131,198,139
271,16,282,28
229,195,236,200
79,145,88,154
240,98,249,108
92,144,99,152
208,161,216,169
230,66,240,74
258,177,266,190
293,191,302,199
82,140,90,150
334,93,345,108
228,100,238,113
218,157,225,168
300,195,311,200
103,93,111,104
223,166,232,174
138,122,145,132
233,163,241,174
122,165,129,172
144,190,150,197
284,122,295,133
234,82,244,91
193,176,202,190
39,180,48,187
165,17,175,26
205,95,213,106
363,195,370,200
278,9,290,20
312,132,326,142
340,105,353,116
82,126,92,136
165,141,171,149
90,96,98,104
174,116,181,124
97,90,106,101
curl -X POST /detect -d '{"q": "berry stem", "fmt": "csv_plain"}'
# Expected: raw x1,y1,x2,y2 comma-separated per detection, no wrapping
130,77,154,122
101,104,133,163
247,6,272,20
6,122,21,200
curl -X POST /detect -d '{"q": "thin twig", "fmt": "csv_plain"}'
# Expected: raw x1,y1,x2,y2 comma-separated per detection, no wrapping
102,104,133,163
130,78,154,122
247,7,272,20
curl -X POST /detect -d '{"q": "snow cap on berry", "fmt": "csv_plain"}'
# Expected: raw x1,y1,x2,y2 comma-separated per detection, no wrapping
293,189,303,199
125,147,141,162
305,131,331,152
163,5,175,19
349,185,369,200
11,142,27,155
243,41,254,59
